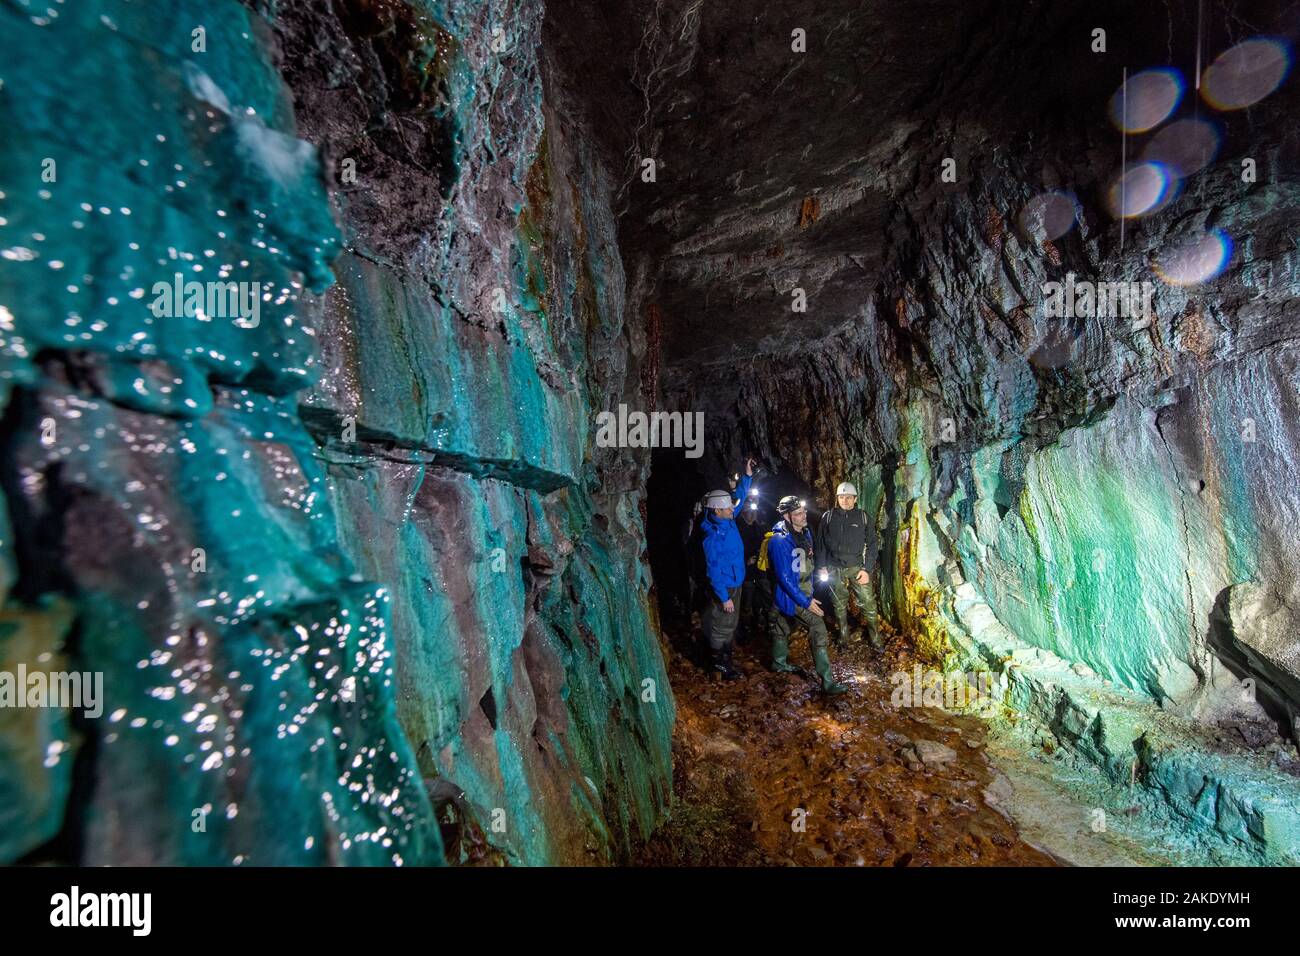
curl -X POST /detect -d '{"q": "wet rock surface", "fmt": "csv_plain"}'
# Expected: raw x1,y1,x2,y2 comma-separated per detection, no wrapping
638,626,1055,866
0,0,672,865
3,0,1299,868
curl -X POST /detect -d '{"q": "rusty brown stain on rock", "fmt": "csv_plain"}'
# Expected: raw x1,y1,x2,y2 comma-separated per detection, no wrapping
1176,303,1216,361
982,205,1005,256
798,196,822,229
1041,237,1062,266
1009,304,1035,347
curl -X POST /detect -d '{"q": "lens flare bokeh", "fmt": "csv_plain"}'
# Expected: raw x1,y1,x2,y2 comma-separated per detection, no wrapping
1107,162,1175,218
1141,118,1221,178
1201,37,1291,110
1018,191,1079,241
1153,229,1234,286
1109,68,1184,132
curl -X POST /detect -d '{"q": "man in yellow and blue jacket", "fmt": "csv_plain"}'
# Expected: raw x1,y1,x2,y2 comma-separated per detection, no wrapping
765,495,848,695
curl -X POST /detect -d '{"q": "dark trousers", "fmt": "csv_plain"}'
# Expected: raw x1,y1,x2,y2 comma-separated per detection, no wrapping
740,573,770,641
702,585,741,652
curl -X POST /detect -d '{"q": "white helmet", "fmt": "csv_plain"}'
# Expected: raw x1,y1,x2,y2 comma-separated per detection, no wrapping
703,489,734,510
836,481,858,497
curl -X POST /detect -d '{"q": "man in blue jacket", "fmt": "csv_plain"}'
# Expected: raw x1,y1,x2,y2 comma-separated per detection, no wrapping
699,458,756,680
767,495,848,695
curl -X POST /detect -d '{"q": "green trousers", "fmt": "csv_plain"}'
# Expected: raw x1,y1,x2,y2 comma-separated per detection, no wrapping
827,567,879,640
770,604,836,689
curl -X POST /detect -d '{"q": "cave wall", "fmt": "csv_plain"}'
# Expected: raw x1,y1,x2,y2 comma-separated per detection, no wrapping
0,0,671,865
632,0,1300,861
666,52,1300,734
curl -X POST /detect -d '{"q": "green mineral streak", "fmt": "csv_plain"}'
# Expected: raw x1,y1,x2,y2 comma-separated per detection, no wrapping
1,0,672,867
0,0,437,865
1206,389,1262,585
310,253,578,490
1016,487,1038,546
0,599,76,861
537,489,674,850
419,0,498,192
973,422,1197,695
516,211,549,327
1015,487,1053,617
859,464,886,528
0,1,340,395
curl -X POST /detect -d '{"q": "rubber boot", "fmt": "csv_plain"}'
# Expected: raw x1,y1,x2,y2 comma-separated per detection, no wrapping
720,643,742,681
862,596,884,650
770,633,799,674
830,600,849,650
863,610,884,650
712,643,741,681
836,610,859,647
813,643,849,695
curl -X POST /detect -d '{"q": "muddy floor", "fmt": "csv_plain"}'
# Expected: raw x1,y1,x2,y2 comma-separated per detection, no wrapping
636,619,1058,867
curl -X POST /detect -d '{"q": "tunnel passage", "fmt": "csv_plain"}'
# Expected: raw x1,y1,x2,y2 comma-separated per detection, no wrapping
618,0,1300,865
1,0,1299,870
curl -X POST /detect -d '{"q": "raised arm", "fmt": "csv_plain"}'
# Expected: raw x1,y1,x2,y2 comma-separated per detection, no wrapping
732,473,753,510
732,457,757,509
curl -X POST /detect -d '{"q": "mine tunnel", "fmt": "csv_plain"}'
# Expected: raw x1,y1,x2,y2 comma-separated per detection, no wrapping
1,0,1300,887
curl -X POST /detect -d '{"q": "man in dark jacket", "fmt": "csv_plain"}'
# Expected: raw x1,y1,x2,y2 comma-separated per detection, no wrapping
767,496,848,695
699,458,756,680
815,481,882,649
737,501,768,643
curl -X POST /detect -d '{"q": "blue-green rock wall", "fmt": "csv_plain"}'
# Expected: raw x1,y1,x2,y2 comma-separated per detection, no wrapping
0,0,672,865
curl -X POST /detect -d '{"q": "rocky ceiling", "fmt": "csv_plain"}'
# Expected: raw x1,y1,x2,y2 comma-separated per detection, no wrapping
545,0,1300,375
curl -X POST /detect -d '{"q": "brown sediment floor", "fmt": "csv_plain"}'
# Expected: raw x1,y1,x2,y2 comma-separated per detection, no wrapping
636,623,1058,866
